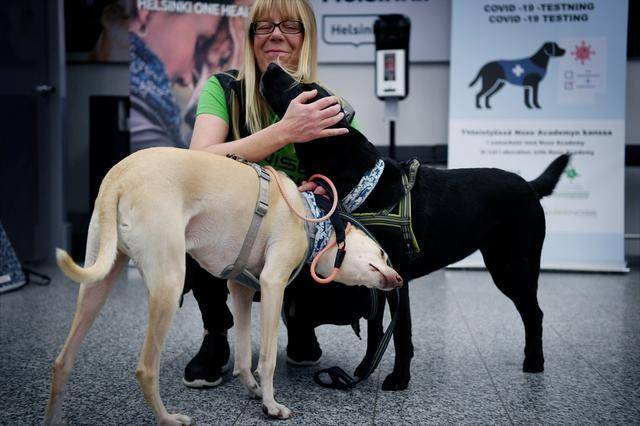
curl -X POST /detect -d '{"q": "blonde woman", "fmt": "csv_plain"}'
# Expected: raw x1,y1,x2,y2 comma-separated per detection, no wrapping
183,0,361,391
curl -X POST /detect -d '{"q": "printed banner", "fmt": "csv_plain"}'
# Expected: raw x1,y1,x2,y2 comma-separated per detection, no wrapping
129,0,253,152
449,0,628,271
311,0,450,63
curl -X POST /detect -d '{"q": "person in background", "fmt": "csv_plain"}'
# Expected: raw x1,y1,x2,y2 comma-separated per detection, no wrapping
129,6,225,151
126,2,253,389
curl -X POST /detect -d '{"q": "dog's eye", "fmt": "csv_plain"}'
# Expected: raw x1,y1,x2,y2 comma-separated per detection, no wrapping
380,249,385,258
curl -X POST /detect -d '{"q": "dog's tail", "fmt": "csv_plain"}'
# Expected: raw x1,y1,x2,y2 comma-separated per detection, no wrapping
528,154,570,199
56,177,120,284
469,71,481,87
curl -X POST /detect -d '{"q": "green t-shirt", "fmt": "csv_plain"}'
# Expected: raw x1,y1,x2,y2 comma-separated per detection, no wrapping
196,74,359,184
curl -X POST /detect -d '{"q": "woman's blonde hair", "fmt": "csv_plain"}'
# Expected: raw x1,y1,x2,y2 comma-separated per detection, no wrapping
230,0,318,139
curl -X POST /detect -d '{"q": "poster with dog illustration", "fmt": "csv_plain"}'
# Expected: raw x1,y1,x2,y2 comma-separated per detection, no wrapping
469,41,566,109
449,0,628,272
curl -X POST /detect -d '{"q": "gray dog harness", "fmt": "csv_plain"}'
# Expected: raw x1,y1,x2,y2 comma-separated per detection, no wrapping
220,155,313,291
219,157,388,291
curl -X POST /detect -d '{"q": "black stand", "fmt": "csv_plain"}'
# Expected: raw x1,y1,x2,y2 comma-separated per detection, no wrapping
384,99,399,160
389,119,396,159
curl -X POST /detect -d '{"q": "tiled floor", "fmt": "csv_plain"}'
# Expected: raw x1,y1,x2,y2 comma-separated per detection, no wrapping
1,263,638,425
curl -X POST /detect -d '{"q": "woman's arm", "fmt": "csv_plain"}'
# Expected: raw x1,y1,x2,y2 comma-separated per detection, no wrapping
189,89,348,162
189,113,290,161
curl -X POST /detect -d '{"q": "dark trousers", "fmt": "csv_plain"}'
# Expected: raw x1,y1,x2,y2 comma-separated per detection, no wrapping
183,257,371,340
183,255,233,333
283,268,372,326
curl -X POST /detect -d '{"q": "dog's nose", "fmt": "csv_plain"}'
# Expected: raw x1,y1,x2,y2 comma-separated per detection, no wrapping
386,273,403,288
395,274,404,286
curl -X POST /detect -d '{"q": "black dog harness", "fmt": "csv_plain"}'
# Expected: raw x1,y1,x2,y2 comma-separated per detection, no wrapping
352,158,422,260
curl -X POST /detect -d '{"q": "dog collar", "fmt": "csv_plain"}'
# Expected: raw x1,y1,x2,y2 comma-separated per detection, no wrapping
300,191,332,262
298,158,385,262
341,159,385,213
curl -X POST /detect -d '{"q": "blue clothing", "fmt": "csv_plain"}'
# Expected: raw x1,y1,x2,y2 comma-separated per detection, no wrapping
498,58,546,86
129,32,184,149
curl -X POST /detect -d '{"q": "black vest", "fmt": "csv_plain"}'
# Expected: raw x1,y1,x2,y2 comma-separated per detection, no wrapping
214,70,307,182
214,70,250,141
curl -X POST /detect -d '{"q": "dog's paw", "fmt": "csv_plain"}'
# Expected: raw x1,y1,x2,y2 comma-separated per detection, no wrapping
381,370,410,391
248,383,263,399
236,369,262,399
523,357,544,373
159,413,192,425
262,402,292,420
43,416,67,426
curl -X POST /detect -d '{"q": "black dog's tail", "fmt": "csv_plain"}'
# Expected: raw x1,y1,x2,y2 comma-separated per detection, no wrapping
469,71,481,87
528,154,570,198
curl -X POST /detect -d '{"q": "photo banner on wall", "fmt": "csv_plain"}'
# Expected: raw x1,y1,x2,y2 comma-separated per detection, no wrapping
448,0,629,272
129,0,253,152
311,0,450,63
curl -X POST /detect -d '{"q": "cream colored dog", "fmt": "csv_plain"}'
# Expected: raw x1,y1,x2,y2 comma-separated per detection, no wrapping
44,147,402,425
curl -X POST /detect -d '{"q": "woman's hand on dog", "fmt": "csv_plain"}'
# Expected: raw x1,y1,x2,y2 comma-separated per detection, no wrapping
276,90,349,143
297,180,329,198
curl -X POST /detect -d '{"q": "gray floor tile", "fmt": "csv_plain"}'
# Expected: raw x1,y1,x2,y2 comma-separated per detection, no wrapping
1,264,639,425
446,269,640,425
374,272,511,425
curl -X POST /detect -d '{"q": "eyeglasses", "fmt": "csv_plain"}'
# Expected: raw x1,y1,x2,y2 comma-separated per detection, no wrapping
251,20,304,35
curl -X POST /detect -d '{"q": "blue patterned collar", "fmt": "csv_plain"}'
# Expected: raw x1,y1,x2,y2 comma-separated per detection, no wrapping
300,159,385,262
341,159,385,212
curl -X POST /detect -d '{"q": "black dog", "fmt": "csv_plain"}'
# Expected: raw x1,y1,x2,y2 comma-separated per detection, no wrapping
261,63,569,390
469,41,565,109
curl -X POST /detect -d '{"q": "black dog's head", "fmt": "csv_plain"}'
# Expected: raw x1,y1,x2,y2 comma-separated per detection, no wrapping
260,63,315,118
260,63,352,128
258,62,383,196
543,42,565,57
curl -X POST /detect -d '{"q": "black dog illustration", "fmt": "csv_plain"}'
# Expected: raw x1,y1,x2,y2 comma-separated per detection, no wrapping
470,42,565,109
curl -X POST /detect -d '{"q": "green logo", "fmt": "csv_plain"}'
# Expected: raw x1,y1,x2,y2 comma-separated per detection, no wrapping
564,166,579,181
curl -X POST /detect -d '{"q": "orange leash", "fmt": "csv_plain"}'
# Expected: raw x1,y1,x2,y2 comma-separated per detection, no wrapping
264,166,347,284
310,222,352,284
264,166,338,223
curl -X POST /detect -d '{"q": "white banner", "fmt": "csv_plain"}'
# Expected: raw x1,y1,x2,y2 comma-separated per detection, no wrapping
311,0,450,63
448,0,628,271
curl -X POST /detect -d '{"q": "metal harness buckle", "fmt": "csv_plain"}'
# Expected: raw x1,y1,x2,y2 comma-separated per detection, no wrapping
256,199,269,217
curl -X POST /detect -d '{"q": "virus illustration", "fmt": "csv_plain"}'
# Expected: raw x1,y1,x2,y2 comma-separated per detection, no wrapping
564,167,580,181
571,41,596,65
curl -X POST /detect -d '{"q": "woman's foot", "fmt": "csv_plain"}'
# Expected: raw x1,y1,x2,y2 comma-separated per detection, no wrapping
183,332,230,388
286,334,322,366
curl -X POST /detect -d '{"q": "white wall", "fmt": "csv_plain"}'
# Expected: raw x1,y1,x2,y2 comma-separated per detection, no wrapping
625,61,640,257
626,61,640,144
319,63,450,146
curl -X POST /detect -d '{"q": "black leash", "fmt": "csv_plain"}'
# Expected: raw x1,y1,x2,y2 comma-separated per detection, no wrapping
313,288,399,390
308,197,400,390
313,195,347,270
